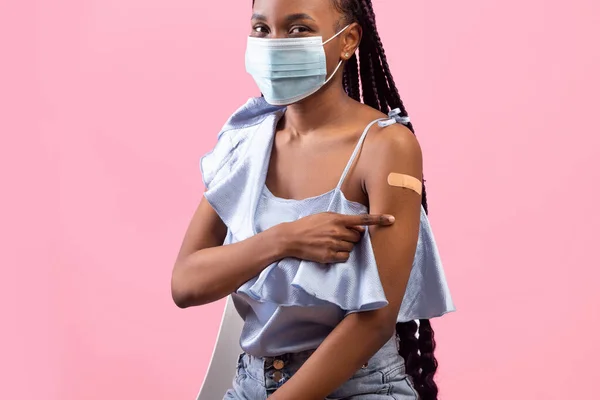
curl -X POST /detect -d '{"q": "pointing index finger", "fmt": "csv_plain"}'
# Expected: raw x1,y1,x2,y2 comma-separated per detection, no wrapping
342,214,395,226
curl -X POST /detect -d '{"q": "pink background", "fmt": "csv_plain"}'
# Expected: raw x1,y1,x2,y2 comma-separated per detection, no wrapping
2,0,599,399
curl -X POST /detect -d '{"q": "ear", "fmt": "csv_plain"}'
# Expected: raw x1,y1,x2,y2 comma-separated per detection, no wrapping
341,22,362,60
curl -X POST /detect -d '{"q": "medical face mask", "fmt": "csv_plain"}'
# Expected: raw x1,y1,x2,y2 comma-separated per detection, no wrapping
245,25,350,106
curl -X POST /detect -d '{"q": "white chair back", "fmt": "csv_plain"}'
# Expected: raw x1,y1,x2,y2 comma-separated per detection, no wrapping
196,296,244,400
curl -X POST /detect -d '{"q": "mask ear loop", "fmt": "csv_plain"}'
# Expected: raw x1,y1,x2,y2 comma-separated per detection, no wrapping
323,60,345,86
321,24,352,85
322,24,351,45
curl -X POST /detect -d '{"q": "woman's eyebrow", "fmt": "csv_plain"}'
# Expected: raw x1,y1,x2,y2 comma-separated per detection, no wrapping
250,13,316,22
285,13,316,22
251,13,267,21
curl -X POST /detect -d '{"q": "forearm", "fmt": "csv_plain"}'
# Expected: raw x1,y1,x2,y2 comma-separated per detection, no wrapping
271,310,396,400
172,223,290,308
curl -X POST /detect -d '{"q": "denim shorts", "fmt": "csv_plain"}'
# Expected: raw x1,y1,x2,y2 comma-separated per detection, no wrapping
223,336,419,399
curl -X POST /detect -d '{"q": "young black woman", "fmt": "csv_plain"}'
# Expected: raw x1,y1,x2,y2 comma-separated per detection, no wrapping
172,0,455,398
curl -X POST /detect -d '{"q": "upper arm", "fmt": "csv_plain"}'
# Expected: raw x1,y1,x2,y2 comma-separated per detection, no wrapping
363,125,423,320
174,194,228,266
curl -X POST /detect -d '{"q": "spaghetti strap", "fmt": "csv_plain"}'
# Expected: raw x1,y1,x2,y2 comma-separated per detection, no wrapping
335,118,387,190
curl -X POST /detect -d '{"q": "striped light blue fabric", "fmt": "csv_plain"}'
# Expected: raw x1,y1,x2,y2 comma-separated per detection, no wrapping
201,97,455,357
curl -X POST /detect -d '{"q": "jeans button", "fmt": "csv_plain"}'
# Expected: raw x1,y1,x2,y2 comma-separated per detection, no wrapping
273,359,285,370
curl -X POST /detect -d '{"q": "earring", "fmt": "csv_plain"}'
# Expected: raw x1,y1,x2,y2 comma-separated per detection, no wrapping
345,52,350,58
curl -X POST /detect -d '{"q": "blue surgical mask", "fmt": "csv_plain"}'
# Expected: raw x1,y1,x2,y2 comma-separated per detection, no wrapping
245,25,350,106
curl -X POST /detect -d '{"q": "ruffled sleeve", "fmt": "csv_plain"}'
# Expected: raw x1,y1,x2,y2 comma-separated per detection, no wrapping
200,128,245,190
396,208,456,322
199,124,253,235
199,97,285,237
200,97,282,191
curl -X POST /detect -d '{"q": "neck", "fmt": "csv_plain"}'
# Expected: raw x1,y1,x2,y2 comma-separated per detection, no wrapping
283,82,353,135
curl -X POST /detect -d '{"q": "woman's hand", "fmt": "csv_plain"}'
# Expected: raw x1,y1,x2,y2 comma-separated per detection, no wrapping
280,212,395,263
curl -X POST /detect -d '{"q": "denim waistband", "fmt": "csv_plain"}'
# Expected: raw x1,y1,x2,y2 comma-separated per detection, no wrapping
238,335,402,390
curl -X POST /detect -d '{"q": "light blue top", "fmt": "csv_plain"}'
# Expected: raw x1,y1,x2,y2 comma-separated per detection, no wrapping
200,97,455,357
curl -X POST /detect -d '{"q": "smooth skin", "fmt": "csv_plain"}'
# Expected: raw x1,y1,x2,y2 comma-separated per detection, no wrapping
171,0,423,398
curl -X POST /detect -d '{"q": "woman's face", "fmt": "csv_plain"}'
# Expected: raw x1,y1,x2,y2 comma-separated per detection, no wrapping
250,0,359,75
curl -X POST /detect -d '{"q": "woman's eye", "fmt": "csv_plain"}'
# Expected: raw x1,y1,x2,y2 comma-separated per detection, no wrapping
290,26,310,35
253,25,269,34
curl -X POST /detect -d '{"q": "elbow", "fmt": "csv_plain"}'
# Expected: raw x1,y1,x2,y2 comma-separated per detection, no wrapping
171,281,210,309
362,310,399,344
171,276,193,308
350,308,398,345
171,286,193,309
171,264,209,309
381,320,398,342
372,317,397,344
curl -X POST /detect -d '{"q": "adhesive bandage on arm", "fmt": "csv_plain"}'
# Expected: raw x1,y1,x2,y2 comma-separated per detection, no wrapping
387,173,422,196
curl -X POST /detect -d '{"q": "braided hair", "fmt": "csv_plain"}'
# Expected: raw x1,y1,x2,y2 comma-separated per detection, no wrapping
335,1,439,398
251,0,438,398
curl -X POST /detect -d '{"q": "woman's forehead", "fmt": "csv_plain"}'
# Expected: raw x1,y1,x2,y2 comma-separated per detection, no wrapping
252,0,339,22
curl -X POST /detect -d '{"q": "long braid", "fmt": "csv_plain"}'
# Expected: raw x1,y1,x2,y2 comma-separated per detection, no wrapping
358,46,378,109
343,54,361,101
396,320,421,379
418,319,439,397
371,54,389,113
334,0,438,398
342,61,352,100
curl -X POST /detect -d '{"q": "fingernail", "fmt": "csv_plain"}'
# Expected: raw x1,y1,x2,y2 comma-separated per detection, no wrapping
387,215,395,223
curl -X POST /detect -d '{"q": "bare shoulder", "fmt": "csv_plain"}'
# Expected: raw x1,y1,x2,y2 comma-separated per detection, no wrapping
371,122,421,158
352,102,421,158
362,120,423,178
345,102,423,181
